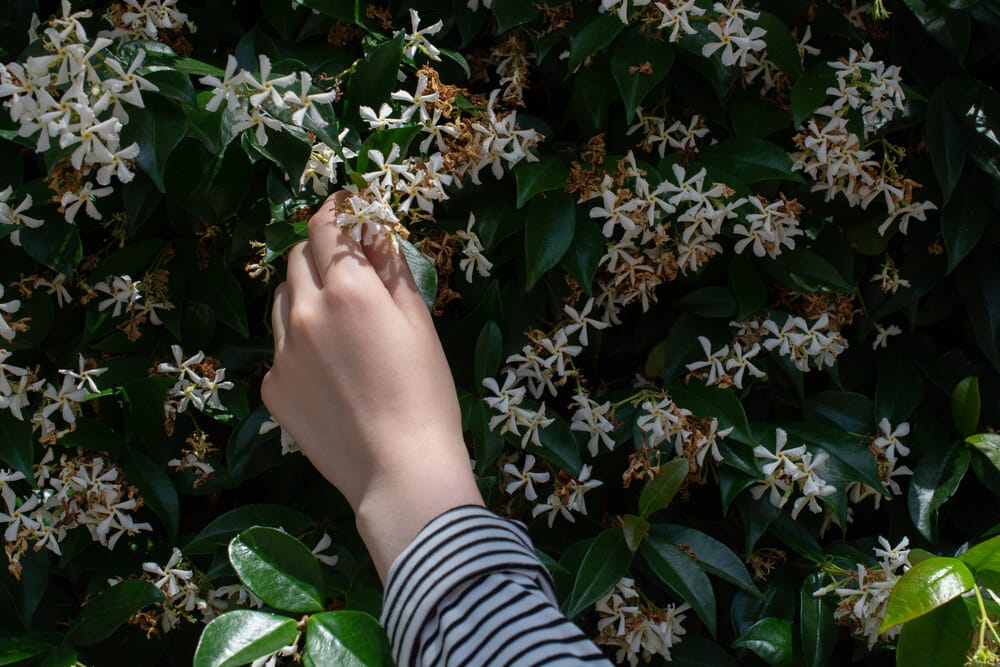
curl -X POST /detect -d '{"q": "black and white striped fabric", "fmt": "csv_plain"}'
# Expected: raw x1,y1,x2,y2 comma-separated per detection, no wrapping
381,505,613,666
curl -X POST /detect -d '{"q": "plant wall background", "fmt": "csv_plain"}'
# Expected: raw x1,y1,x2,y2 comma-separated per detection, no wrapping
0,0,998,665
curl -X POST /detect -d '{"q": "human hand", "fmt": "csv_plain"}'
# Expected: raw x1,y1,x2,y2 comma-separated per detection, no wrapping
262,192,483,581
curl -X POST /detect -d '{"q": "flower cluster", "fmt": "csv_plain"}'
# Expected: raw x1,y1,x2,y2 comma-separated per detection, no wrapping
815,536,912,648
105,0,196,40
627,108,711,158
595,577,690,666
1,350,107,443
700,2,768,68
791,44,936,237
92,273,173,341
498,443,604,527
1,451,152,575
155,344,234,418
0,2,162,230
848,419,912,507
751,428,837,519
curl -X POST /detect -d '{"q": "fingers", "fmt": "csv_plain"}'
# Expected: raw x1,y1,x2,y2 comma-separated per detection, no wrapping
271,282,290,352
307,192,376,287
363,232,431,321
285,241,323,297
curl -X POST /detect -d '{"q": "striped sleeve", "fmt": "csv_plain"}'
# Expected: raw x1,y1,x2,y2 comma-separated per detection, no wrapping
380,505,613,667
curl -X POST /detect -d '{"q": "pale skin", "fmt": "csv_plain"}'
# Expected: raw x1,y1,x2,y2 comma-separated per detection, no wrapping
261,192,483,583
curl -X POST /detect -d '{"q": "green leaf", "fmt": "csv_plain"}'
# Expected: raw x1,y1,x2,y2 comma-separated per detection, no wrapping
244,124,312,190
345,34,404,119
622,514,650,553
559,216,605,294
0,637,54,665
957,248,1000,373
638,458,689,518
670,636,740,666
562,527,633,619
474,321,502,387
732,617,793,667
304,611,390,667
37,644,75,667
640,537,717,637
193,610,298,667
524,192,576,290
0,412,33,484
895,597,977,667
781,422,886,492
901,0,971,61
926,82,967,203
610,30,674,122
941,172,989,273
294,0,359,22
648,524,759,598
191,258,248,338
513,156,569,209
66,580,164,646
874,348,924,424
144,69,196,106
756,12,804,80
790,66,836,127
399,238,438,312
951,376,980,437
729,254,767,319
966,433,1000,475
675,287,736,319
20,218,83,277
119,93,188,192
800,573,837,667
491,0,541,33
959,534,1000,573
908,446,970,542
185,504,314,555
567,14,624,73
119,449,180,544
697,138,802,184
880,557,975,632
804,391,874,434
759,248,852,292
532,412,583,477
229,527,325,613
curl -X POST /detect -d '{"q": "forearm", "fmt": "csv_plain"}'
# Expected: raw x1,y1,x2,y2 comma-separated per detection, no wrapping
380,505,612,667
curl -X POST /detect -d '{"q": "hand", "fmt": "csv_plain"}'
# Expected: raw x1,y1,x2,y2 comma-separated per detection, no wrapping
262,192,483,581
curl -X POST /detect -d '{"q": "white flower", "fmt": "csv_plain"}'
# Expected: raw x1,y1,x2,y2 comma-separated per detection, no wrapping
0,285,22,342
400,9,443,61
570,392,616,456
143,548,194,598
456,214,493,282
94,275,142,317
502,453,550,501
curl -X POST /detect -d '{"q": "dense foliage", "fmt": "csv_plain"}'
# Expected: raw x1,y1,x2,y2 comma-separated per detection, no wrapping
0,0,998,665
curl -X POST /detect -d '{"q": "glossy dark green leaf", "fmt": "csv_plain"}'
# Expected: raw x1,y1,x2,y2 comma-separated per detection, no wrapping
729,254,767,319
638,458,689,518
304,611,390,667
966,433,1000,475
562,527,633,619
121,377,174,443
119,93,188,192
144,69,196,106
229,526,325,613
790,66,836,127
941,172,989,273
622,514,650,553
756,12,803,80
908,446,970,542
185,504,314,555
0,637,54,665
804,391,874,434
781,422,886,493
193,610,297,667
491,0,541,33
895,597,977,667
66,580,164,646
244,124,312,190
958,533,1000,573
120,449,180,544
560,217,605,295
570,59,617,133
567,14,624,72
874,349,924,424
513,156,569,209
670,636,740,666
675,287,736,318
524,192,575,290
649,524,759,598
698,138,802,184
732,617,793,667
957,248,1000,372
759,248,852,292
901,0,971,61
610,30,674,122
344,34,404,118
400,238,438,311
880,557,975,631
926,82,967,203
0,411,33,484
669,383,754,447
37,644,75,667
474,321,502,388
951,376,980,437
531,412,582,477
641,537,717,637
800,573,836,667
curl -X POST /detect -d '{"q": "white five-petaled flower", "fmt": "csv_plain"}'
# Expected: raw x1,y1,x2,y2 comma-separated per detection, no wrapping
502,453,551,501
